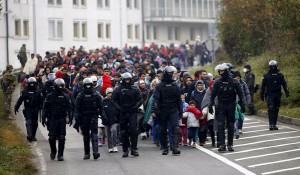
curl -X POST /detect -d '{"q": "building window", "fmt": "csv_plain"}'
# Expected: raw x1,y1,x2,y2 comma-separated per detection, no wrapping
190,28,195,41
49,20,63,39
168,27,173,40
97,0,103,8
106,23,111,39
73,22,80,38
15,20,21,36
48,20,55,38
153,26,158,40
134,0,139,9
127,0,132,8
135,25,140,39
97,23,103,38
174,27,179,40
48,0,62,6
57,21,63,38
48,0,54,5
127,25,132,39
146,25,151,40
73,0,78,6
105,0,110,8
23,20,29,37
81,0,86,7
82,22,87,38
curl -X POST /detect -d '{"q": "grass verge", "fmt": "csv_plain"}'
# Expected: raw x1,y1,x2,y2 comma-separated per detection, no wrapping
189,53,300,119
0,91,37,175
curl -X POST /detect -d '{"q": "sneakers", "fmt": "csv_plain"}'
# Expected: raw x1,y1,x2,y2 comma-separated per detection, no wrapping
269,125,274,131
238,129,243,134
218,145,226,153
98,138,103,147
83,154,90,160
227,145,234,152
199,142,206,146
113,147,118,153
108,149,114,153
188,140,192,147
93,153,100,160
191,143,196,148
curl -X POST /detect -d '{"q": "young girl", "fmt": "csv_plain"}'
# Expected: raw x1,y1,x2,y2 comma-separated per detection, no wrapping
179,94,189,146
183,100,202,148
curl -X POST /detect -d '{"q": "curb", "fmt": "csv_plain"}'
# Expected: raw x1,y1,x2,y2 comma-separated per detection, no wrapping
257,110,300,127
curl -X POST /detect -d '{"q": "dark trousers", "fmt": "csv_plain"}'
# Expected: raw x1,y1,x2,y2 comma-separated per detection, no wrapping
188,127,199,142
267,93,281,126
159,111,179,150
24,109,39,138
48,117,66,157
81,117,99,155
120,113,138,152
216,103,235,146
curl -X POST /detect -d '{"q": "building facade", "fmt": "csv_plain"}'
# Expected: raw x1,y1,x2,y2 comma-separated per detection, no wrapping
0,0,219,70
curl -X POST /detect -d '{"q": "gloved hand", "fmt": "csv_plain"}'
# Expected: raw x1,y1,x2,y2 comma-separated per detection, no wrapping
73,122,80,133
241,105,246,113
42,119,46,127
14,108,18,115
209,106,214,115
68,118,73,127
286,92,290,98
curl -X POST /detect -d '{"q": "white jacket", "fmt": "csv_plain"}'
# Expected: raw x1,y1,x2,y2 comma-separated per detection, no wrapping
183,112,199,128
202,106,215,121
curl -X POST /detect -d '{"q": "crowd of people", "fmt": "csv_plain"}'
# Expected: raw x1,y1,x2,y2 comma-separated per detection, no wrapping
0,43,289,161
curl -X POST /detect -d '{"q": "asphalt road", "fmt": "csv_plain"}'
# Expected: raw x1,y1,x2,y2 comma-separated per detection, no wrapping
11,85,300,175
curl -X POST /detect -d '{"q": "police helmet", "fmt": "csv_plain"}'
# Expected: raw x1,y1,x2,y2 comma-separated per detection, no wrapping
83,78,93,85
122,72,132,80
54,78,65,89
163,66,177,74
90,76,98,82
28,77,37,83
226,63,234,71
48,73,56,81
269,60,277,67
215,63,228,71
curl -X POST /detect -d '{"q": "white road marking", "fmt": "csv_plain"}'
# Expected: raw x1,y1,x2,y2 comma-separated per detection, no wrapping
242,129,274,134
243,122,261,125
248,157,300,168
242,125,268,129
261,166,300,175
244,117,252,121
224,141,300,155
212,135,300,150
33,142,47,175
237,131,298,140
235,148,300,161
195,144,256,175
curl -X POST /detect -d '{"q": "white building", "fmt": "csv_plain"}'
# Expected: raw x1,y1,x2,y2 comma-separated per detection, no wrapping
0,0,219,71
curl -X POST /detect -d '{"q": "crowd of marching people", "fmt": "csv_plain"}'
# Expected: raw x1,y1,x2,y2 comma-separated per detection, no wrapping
1,42,289,161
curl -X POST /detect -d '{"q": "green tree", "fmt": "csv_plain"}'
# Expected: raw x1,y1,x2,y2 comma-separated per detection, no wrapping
218,0,300,64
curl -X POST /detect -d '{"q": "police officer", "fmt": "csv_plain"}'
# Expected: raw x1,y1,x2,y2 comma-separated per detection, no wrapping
244,64,255,115
15,77,43,142
75,78,105,160
42,78,73,161
151,66,182,155
261,60,289,131
112,72,142,158
209,64,245,152
1,65,17,120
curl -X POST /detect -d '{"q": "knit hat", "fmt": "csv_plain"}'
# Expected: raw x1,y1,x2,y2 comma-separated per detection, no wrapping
55,71,63,78
233,71,242,78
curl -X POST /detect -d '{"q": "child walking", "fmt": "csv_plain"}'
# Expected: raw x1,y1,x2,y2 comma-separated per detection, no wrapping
179,95,189,146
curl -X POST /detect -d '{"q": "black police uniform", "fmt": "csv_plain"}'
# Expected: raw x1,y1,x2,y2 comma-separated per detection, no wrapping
75,81,105,160
15,80,43,142
112,78,142,157
261,66,289,130
209,70,245,152
42,81,72,161
152,67,182,155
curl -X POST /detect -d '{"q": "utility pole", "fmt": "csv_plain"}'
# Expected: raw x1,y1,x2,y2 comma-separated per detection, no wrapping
5,0,9,66
141,0,145,47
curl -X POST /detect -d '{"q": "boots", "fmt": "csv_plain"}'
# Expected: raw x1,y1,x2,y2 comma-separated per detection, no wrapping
92,138,100,160
122,151,129,158
131,149,139,157
49,138,57,160
172,148,181,155
227,145,234,152
218,145,226,153
162,148,169,155
57,139,65,161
